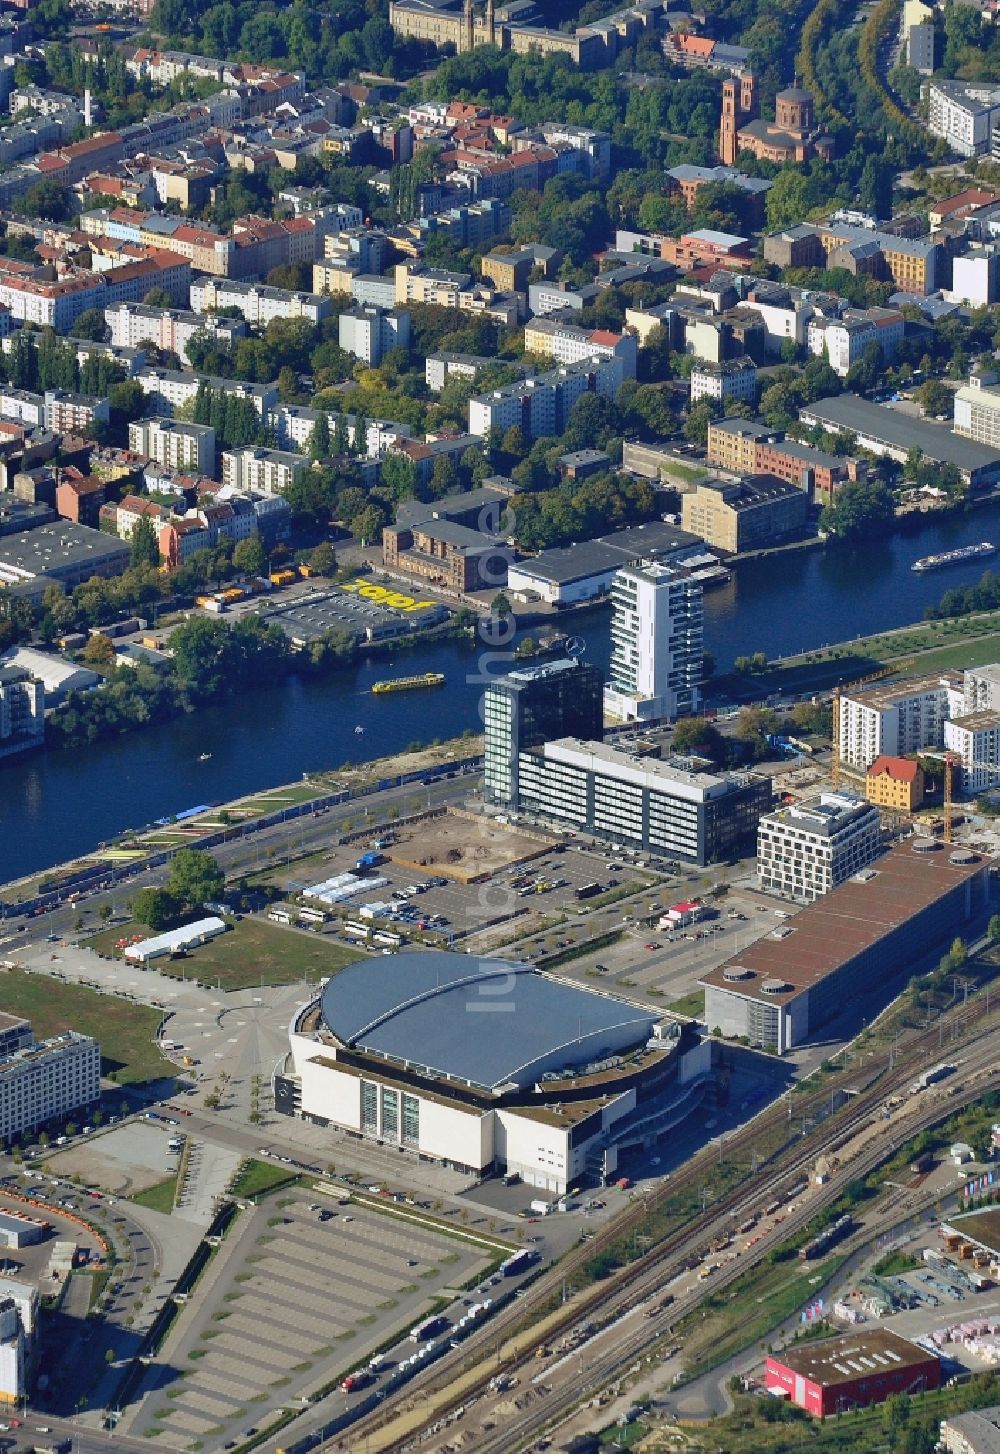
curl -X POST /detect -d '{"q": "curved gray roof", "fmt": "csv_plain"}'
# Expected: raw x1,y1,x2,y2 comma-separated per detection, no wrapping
318,950,656,1093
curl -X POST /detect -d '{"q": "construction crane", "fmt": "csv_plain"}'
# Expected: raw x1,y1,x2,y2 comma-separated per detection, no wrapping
942,750,1000,843
830,662,909,791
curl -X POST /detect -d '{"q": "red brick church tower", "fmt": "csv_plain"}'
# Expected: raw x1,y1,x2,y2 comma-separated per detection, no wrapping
720,71,757,165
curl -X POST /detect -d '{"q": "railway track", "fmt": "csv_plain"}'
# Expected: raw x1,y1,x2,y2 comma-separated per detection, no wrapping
328,1000,997,1454
436,1050,1000,1454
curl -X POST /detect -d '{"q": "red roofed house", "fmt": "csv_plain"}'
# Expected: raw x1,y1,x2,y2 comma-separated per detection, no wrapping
865,756,924,812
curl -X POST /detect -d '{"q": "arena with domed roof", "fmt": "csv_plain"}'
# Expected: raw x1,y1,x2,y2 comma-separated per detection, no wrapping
278,950,706,1191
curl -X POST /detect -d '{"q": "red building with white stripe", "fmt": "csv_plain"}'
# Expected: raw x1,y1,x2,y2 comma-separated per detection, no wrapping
765,1330,940,1416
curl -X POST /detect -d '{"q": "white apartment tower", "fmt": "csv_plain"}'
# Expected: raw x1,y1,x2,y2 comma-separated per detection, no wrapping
757,791,883,903
837,672,963,771
603,561,703,723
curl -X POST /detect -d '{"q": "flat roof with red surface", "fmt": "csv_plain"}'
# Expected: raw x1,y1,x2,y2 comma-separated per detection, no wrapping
700,838,985,1005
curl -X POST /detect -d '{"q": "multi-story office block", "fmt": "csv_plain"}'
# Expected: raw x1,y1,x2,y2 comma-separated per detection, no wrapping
484,657,604,810
515,738,770,865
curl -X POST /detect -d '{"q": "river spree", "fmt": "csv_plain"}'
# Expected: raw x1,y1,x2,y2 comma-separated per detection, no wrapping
5,500,1000,881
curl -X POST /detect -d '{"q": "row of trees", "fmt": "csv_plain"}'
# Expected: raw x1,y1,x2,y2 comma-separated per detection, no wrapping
47,611,357,749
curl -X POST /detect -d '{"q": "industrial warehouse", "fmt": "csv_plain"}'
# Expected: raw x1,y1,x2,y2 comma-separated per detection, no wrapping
280,950,707,1191
765,1329,941,1415
700,837,989,1052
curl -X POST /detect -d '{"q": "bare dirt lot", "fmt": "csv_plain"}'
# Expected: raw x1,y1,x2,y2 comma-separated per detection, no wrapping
45,1121,178,1196
389,809,551,882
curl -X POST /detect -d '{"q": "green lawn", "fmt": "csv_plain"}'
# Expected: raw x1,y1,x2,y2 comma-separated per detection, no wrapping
669,990,704,1019
0,968,170,1085
130,1174,177,1213
88,916,362,992
230,1158,299,1199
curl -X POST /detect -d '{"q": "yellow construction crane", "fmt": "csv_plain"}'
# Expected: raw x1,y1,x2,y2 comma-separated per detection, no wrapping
830,662,909,791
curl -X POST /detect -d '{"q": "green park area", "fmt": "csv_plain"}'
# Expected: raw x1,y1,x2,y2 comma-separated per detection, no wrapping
229,1158,299,1199
0,967,169,1086
719,607,1000,702
87,914,361,992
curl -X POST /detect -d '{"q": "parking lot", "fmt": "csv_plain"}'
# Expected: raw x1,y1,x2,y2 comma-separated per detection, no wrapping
130,1190,496,1450
271,824,660,955
531,884,801,1012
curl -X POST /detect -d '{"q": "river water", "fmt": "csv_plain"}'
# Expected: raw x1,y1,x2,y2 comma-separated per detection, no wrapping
3,501,1000,881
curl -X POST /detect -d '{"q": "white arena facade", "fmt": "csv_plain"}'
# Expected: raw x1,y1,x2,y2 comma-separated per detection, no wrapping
279,951,708,1192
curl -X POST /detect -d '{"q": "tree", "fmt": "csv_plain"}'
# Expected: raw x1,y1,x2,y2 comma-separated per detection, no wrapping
24,178,71,221
671,716,724,759
130,515,160,569
307,413,330,461
143,287,174,309
132,886,181,932
916,378,952,419
820,480,895,541
858,155,892,220
491,592,511,618
684,399,720,447
166,848,224,909
233,534,265,577
73,308,111,344
989,913,1000,945
81,633,116,668
428,453,460,499
308,542,337,577
380,451,418,502
352,504,385,546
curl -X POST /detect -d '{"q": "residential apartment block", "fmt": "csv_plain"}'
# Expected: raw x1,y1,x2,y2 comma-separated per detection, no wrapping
690,356,757,406
135,369,277,417
0,664,43,758
523,318,637,377
128,417,216,475
865,755,925,812
106,301,245,360
806,307,903,377
189,277,333,327
928,80,1000,156
0,1017,100,1142
221,447,309,496
838,672,963,772
338,304,411,365
603,561,703,723
757,791,883,903
468,356,626,440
